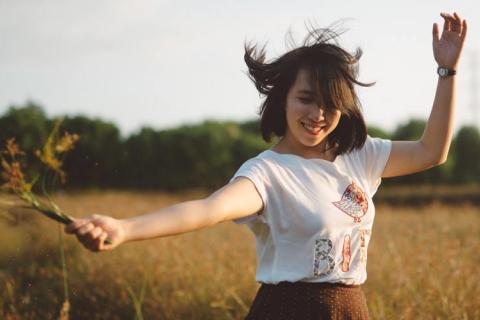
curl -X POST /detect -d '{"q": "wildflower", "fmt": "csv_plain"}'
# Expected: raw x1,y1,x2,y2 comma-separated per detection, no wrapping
0,122,73,224
3,138,25,158
56,132,79,153
35,119,79,183
0,121,111,243
0,140,31,193
59,299,70,320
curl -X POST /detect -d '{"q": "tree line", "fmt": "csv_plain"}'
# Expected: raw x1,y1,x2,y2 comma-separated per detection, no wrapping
1,102,479,191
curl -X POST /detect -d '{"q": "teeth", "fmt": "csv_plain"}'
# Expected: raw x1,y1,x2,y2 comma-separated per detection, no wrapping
302,122,322,133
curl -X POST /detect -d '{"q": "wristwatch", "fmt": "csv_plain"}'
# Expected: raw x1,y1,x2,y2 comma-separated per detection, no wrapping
437,67,456,77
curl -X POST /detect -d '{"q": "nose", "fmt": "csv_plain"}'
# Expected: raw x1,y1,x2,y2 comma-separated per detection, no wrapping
310,106,325,122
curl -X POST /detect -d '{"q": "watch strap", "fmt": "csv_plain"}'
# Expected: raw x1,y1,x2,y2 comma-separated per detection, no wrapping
437,67,456,77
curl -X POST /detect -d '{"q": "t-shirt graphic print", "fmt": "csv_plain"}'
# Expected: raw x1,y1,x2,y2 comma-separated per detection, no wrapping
313,238,336,277
229,135,392,285
332,181,369,223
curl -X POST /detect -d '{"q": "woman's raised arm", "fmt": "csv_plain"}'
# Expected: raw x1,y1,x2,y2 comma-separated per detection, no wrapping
382,12,467,178
65,177,263,252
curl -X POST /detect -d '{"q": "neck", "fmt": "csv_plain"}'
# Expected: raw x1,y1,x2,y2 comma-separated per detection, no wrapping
273,134,336,160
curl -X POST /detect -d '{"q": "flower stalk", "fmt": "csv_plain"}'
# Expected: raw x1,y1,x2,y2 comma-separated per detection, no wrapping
0,120,111,245
0,120,77,225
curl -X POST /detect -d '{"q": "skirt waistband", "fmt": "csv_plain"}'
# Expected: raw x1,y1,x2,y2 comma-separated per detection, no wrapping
263,281,361,289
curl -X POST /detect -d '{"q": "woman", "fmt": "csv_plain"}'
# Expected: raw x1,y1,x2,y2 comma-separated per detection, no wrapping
66,12,467,319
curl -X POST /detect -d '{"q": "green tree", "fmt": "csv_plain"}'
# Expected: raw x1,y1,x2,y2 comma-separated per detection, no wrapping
155,121,239,190
391,119,425,140
122,127,158,189
0,101,49,152
367,126,390,139
0,102,50,181
123,121,245,190
61,116,123,188
239,119,261,136
452,126,480,183
387,118,451,184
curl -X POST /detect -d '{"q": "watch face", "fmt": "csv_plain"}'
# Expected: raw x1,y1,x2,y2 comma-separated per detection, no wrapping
439,68,447,76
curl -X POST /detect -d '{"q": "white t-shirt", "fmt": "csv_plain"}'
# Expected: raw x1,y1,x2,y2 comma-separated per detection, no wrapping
229,135,392,285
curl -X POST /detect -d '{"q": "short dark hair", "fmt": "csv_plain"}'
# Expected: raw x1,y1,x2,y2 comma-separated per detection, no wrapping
244,25,374,155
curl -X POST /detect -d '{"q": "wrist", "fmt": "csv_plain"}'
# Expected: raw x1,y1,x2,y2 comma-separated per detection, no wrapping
121,218,136,242
437,63,457,69
437,66,456,77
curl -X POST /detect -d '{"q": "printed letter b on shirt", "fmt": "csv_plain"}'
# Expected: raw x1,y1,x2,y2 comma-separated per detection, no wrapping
229,157,269,224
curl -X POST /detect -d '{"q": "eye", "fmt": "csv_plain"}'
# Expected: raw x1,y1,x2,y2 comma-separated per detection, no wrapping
298,97,313,104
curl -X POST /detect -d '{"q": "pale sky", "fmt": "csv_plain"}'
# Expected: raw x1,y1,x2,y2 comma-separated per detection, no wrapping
1,0,479,137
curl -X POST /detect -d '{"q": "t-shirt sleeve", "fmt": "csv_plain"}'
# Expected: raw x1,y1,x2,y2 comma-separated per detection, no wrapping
355,135,392,195
228,158,268,225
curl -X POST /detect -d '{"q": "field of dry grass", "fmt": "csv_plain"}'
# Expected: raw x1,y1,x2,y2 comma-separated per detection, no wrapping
0,191,479,319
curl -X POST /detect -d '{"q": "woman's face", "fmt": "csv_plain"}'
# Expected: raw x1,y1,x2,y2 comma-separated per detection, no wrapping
283,69,342,152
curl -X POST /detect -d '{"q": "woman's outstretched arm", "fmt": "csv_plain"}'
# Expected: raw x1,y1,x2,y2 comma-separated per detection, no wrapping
65,177,263,252
382,12,468,178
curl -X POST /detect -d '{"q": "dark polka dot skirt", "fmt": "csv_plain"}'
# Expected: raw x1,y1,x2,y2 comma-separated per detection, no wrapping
244,281,370,320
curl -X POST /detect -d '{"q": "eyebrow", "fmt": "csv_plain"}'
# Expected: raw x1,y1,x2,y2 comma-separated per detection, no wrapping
297,89,315,95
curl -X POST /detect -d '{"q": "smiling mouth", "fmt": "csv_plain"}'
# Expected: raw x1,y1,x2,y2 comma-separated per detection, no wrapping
301,121,325,135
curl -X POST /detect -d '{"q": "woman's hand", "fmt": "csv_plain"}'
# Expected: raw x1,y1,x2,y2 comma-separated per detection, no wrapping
65,214,128,252
433,12,467,70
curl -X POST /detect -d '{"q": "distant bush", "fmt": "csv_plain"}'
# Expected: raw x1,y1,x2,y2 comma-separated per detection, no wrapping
1,102,478,189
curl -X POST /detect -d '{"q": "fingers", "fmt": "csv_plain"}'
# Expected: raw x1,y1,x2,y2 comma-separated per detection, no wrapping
98,232,110,251
64,214,112,252
65,217,87,234
82,227,105,251
88,226,103,240
452,12,462,33
460,19,468,41
77,223,95,237
92,231,113,252
79,226,108,252
64,214,104,234
432,23,440,42
440,12,464,34
440,12,452,32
